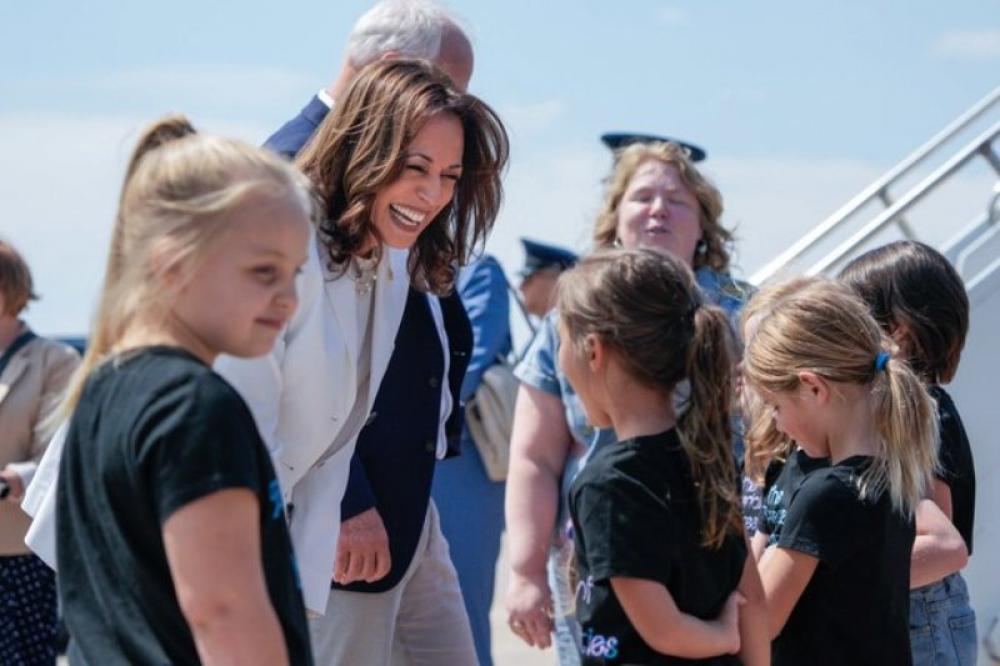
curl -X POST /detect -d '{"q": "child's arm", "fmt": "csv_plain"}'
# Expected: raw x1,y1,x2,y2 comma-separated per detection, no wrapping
750,530,770,561
930,478,954,520
164,489,288,666
611,577,742,658
758,546,818,639
911,496,967,589
736,544,771,665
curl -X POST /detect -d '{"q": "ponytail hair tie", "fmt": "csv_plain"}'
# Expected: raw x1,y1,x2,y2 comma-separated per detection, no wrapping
874,350,890,372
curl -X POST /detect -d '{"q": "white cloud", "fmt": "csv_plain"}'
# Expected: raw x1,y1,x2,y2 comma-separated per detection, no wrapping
496,99,566,134
91,64,315,104
657,5,687,25
0,112,277,336
6,110,994,336
933,29,1000,60
718,86,767,105
8,64,317,121
485,144,609,266
486,148,995,291
703,154,997,280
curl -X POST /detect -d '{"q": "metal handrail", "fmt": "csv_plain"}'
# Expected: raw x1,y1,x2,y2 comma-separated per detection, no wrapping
956,182,1000,276
751,86,1000,285
804,121,1000,276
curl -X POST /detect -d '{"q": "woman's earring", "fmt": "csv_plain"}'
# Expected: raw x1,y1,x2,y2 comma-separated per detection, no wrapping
613,238,623,248
696,239,708,255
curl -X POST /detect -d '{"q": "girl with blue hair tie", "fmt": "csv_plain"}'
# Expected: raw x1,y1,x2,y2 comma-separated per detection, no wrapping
742,277,938,666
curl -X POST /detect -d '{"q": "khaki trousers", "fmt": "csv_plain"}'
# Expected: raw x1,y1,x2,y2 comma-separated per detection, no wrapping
308,500,478,665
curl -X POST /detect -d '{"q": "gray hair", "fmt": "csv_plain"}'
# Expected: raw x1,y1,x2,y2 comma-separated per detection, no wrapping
345,0,459,67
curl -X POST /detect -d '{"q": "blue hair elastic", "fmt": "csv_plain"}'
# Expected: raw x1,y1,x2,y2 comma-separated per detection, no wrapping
874,351,891,372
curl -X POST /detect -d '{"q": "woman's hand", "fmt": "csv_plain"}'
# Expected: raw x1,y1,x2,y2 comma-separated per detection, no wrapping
506,569,554,649
334,507,392,584
0,468,25,502
504,383,574,649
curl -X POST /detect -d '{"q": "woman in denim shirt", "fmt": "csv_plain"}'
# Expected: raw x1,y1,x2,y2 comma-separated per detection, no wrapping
504,142,752,664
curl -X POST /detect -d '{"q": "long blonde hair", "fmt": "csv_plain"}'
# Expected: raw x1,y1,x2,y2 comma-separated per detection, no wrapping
61,115,316,416
557,248,742,548
741,278,937,516
592,142,732,272
739,276,813,483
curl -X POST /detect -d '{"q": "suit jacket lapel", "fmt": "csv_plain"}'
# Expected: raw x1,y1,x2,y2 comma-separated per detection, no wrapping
322,263,359,378
368,248,411,410
0,354,29,408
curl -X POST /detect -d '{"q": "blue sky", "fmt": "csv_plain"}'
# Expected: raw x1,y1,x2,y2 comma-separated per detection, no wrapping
2,1,998,334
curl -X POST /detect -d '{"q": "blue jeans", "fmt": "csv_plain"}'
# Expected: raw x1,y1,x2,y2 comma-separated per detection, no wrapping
548,540,583,666
910,572,977,666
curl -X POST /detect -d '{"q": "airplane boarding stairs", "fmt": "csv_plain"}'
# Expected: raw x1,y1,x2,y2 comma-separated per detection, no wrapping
750,86,1000,664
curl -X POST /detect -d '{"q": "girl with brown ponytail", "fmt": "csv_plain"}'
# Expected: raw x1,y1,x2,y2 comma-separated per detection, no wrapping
505,141,754,663
557,248,768,665
741,277,937,666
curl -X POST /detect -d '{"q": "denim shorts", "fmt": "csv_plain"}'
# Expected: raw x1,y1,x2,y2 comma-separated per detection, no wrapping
910,572,977,666
548,540,583,666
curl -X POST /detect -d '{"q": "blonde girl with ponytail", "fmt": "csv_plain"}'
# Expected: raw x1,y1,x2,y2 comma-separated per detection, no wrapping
558,248,768,665
51,116,315,666
741,277,937,666
737,277,833,563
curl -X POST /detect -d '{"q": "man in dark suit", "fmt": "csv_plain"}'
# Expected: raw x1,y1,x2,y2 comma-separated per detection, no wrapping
265,2,480,664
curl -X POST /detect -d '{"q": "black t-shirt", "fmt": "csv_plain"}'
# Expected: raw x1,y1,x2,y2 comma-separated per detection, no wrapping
569,429,747,665
929,385,976,554
774,456,914,666
759,448,828,545
57,347,312,666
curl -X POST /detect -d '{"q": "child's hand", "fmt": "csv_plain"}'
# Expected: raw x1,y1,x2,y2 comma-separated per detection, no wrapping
718,590,745,654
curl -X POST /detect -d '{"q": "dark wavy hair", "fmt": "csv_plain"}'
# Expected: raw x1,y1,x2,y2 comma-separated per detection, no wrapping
839,241,969,384
296,58,509,294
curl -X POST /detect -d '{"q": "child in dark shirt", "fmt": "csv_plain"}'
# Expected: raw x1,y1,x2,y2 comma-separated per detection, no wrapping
742,277,938,666
740,274,964,580
738,279,829,560
55,116,314,666
841,240,978,665
557,248,769,665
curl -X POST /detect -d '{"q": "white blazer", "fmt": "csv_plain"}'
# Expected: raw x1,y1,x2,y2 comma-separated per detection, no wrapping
24,234,411,615
216,235,410,613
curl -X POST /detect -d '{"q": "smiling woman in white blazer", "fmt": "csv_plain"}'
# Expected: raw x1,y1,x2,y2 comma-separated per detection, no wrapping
25,59,508,617
220,59,507,614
